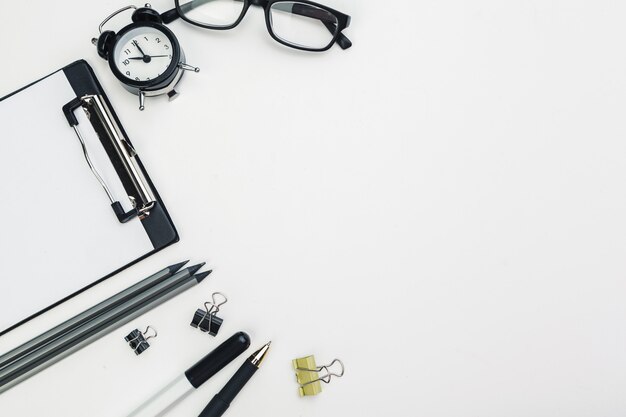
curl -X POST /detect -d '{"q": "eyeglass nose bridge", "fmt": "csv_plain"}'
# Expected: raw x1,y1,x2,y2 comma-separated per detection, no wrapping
251,0,269,7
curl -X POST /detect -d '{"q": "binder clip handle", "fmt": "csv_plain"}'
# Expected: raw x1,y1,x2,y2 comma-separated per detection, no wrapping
307,359,345,384
206,292,228,311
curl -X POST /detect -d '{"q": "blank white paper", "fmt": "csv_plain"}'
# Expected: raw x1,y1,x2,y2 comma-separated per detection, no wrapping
0,70,153,332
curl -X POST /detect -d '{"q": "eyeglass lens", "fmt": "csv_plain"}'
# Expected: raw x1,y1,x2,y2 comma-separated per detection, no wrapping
178,0,340,50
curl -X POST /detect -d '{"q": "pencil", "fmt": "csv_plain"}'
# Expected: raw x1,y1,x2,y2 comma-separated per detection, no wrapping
0,261,189,371
0,265,209,394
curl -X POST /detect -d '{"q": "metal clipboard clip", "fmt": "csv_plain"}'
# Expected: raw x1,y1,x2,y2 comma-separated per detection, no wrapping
63,94,156,223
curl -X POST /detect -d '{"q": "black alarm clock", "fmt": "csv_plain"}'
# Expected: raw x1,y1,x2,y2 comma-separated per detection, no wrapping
92,4,199,110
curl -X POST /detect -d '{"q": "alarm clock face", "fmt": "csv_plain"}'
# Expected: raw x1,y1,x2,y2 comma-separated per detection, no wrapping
112,24,178,86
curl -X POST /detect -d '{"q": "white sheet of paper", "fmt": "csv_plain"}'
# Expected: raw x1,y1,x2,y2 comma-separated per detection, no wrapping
0,70,153,332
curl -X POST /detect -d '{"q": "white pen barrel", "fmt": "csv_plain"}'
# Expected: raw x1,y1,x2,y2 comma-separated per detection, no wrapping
126,374,194,417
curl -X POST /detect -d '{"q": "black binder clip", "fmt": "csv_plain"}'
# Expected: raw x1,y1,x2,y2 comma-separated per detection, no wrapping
124,326,157,355
190,292,228,336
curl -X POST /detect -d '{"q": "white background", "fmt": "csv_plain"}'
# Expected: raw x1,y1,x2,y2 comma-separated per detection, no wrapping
1,0,626,416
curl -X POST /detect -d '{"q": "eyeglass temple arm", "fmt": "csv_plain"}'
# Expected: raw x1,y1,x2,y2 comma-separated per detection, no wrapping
161,6,182,24
162,0,233,23
272,2,352,49
324,21,351,49
162,1,352,50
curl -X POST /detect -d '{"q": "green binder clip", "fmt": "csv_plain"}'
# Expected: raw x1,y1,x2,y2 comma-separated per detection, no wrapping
292,355,344,397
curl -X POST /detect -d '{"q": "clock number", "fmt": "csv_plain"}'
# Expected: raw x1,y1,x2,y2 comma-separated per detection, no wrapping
126,71,131,76
164,44,169,50
144,36,149,41
135,77,140,81
123,59,130,66
124,49,131,55
155,37,161,43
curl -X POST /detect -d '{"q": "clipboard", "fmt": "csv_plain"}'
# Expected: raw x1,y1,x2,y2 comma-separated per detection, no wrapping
0,60,178,335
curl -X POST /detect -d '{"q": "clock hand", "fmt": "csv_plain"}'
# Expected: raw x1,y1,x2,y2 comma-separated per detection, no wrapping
132,40,153,63
128,55,169,60
132,40,147,57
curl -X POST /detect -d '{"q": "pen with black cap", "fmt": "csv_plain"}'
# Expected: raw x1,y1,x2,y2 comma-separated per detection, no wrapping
198,342,271,417
127,332,251,417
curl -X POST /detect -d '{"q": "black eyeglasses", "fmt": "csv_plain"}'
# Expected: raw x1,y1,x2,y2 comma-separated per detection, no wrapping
161,0,352,52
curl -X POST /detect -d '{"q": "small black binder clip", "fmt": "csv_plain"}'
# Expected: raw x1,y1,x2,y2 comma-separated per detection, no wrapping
190,292,228,336
124,326,157,355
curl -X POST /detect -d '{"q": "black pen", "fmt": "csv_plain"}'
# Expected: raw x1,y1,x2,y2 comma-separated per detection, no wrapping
198,342,271,417
127,332,251,417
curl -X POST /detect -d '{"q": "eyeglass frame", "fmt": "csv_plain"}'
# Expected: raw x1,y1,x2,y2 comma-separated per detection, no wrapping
161,0,352,52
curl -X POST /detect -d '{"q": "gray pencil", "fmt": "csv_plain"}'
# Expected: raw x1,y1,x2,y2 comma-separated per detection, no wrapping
0,265,210,394
0,261,189,372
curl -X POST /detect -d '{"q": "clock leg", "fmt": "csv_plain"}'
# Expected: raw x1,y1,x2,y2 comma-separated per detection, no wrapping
139,90,146,111
179,63,200,73
167,90,179,102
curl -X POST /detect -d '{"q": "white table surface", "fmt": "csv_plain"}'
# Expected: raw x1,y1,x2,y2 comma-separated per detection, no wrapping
1,0,626,416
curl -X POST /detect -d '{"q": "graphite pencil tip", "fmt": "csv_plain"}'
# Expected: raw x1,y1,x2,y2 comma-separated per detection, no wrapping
194,270,213,283
169,260,190,274
187,262,206,276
